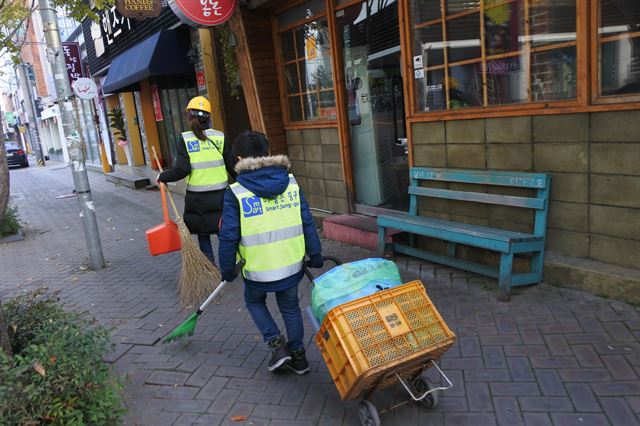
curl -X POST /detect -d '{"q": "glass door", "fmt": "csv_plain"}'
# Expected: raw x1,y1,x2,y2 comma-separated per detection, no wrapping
336,0,409,212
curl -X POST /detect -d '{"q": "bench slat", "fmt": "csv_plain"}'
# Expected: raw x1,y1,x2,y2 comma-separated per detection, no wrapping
411,167,550,189
393,244,541,286
378,214,541,243
409,187,545,209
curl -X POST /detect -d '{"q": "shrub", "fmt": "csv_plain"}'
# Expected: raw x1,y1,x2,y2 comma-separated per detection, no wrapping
0,206,20,237
0,290,124,425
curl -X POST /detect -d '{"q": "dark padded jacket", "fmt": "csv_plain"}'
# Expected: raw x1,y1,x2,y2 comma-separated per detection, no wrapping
157,132,236,235
218,155,322,291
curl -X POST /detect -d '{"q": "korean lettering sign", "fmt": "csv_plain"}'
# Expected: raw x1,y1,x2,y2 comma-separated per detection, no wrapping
62,42,83,86
150,84,163,121
169,0,238,27
100,6,133,49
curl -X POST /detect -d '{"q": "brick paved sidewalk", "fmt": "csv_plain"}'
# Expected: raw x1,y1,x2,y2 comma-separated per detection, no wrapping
2,164,640,426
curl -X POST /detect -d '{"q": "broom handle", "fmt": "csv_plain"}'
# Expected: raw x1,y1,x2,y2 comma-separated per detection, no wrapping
151,146,182,219
198,280,229,312
159,182,170,224
198,261,242,312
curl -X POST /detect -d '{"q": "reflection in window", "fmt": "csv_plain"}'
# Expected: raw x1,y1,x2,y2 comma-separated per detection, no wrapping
599,0,640,97
411,0,577,111
278,17,336,122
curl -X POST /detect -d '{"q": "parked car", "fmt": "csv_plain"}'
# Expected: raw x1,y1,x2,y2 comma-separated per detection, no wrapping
4,141,29,168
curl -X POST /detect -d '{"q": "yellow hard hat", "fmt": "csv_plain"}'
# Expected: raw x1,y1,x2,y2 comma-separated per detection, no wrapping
186,96,211,114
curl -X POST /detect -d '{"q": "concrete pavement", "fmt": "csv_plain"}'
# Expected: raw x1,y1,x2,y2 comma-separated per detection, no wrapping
1,163,640,425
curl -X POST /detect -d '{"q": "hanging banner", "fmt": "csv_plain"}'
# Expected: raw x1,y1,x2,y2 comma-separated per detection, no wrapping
150,84,164,121
169,0,237,27
62,42,83,87
116,0,162,19
196,70,206,92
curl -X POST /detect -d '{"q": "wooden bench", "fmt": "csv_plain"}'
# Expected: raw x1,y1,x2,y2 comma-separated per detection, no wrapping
377,167,552,301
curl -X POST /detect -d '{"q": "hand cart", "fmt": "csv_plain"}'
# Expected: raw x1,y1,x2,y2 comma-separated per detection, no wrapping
303,257,455,426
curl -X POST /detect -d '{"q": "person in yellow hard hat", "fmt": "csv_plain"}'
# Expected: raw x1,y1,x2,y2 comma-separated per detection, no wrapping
157,96,235,264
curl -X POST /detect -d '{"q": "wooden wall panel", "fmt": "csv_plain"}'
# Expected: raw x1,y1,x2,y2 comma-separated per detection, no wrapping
233,9,288,155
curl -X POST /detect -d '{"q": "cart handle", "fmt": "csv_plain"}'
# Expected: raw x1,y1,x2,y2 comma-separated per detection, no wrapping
302,256,342,285
395,360,453,402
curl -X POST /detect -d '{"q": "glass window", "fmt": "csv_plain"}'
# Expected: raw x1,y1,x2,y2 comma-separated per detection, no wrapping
598,0,640,97
277,16,336,122
411,0,577,111
277,0,325,28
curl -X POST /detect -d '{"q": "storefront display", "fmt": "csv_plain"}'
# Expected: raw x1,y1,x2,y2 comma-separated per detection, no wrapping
411,0,577,111
597,0,640,98
276,0,336,122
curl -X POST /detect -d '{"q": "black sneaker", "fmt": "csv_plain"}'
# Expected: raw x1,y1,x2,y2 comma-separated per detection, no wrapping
287,349,310,375
267,336,291,371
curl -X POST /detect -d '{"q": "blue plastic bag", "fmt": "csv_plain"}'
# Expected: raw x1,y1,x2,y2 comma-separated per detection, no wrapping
311,258,402,323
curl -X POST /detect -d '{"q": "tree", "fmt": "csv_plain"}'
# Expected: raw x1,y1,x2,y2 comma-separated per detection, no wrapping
0,0,113,357
0,129,10,356
0,0,113,60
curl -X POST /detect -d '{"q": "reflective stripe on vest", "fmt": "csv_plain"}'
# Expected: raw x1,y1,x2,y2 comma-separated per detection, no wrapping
230,175,304,282
183,129,228,192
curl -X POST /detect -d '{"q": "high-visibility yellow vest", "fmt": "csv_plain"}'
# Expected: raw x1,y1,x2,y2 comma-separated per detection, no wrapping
230,175,305,282
183,129,227,192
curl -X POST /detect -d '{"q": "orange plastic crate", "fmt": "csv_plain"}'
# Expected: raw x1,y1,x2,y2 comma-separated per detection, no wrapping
315,280,456,400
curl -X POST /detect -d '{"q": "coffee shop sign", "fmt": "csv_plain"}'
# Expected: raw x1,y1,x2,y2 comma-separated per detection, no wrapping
116,0,162,19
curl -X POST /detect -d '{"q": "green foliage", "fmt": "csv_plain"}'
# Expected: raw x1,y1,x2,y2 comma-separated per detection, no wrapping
0,0,114,62
0,289,124,425
0,205,19,237
107,107,126,141
215,23,241,98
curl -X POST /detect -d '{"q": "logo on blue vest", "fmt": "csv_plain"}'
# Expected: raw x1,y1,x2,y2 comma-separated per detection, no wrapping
242,196,263,217
187,140,200,153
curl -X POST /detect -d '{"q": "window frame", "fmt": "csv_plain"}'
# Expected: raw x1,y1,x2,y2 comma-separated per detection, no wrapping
273,2,338,127
590,0,640,105
408,0,584,118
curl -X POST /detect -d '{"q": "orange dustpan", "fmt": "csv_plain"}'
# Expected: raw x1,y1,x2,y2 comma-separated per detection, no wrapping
146,183,181,256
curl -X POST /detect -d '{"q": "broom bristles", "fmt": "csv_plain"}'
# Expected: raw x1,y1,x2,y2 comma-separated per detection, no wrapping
163,312,199,343
176,218,222,308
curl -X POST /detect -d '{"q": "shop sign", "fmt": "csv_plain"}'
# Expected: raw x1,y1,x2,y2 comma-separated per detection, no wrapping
72,78,98,100
196,70,206,92
169,0,237,27
116,0,162,19
5,112,16,126
151,84,164,121
62,42,83,86
95,6,133,56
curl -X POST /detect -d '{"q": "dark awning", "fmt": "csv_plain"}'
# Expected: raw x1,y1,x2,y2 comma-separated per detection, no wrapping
102,30,192,94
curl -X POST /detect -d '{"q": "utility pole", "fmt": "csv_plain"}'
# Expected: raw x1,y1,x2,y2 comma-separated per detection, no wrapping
38,0,105,270
16,64,45,166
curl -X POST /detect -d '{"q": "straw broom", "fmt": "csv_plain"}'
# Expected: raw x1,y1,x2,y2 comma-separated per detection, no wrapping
152,147,222,308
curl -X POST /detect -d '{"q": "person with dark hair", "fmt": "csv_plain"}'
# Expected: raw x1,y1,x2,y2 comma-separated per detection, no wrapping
157,96,235,264
218,130,323,375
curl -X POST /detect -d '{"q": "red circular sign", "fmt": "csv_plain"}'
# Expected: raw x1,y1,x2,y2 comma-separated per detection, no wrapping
169,0,237,27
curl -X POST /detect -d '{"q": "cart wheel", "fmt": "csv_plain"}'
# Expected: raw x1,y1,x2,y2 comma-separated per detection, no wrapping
412,377,439,409
358,399,380,426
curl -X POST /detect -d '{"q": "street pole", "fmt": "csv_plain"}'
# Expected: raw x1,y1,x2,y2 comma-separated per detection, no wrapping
38,0,105,270
16,64,45,166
